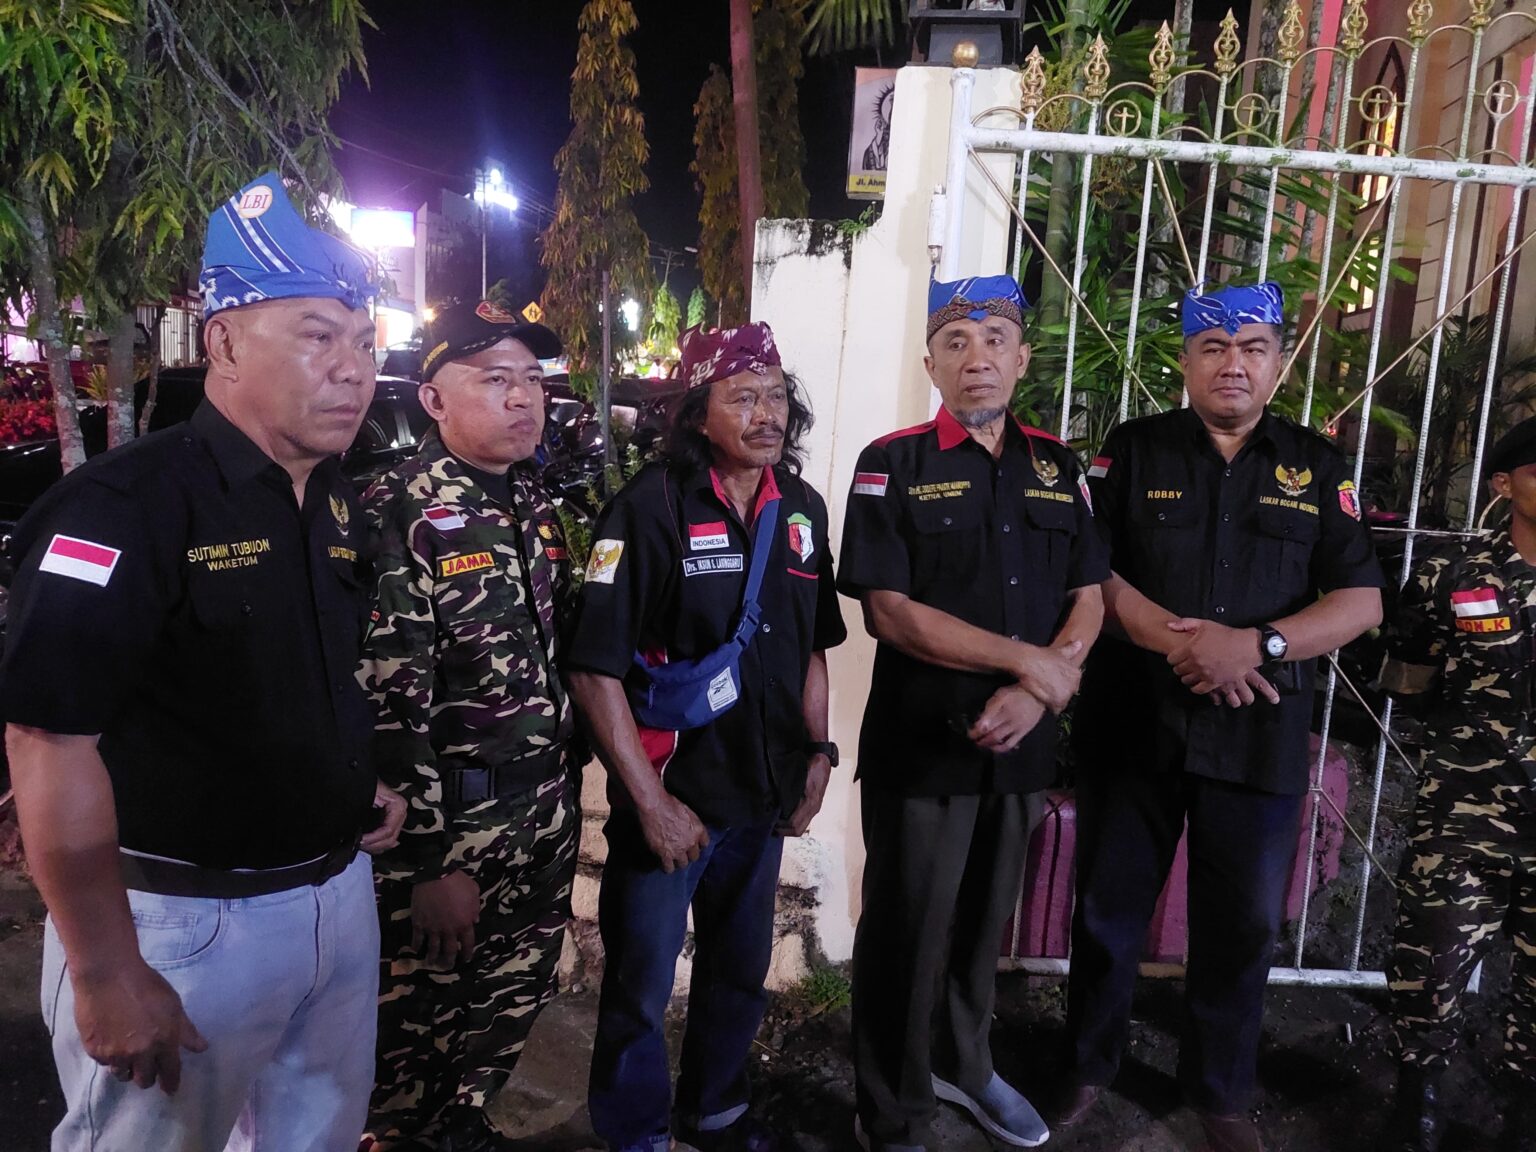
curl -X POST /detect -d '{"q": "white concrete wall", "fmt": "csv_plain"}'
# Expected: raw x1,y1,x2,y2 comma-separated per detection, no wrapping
751,63,1022,963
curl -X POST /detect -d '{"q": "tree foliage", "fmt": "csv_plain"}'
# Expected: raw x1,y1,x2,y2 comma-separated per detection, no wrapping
0,0,369,467
686,285,709,329
540,0,652,372
646,281,681,354
691,0,810,327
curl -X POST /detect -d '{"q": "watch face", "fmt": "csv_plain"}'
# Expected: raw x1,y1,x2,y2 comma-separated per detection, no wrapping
1265,634,1286,658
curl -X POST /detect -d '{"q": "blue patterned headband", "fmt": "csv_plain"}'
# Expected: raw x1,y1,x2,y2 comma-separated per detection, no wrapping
199,172,378,318
1181,281,1284,337
927,274,1030,340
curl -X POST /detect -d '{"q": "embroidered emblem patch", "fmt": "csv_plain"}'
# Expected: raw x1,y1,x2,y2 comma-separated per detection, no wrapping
586,539,625,585
1032,455,1060,487
329,494,350,536
1337,479,1362,521
1275,465,1313,498
1087,456,1111,479
787,512,815,562
424,505,466,532
39,534,122,587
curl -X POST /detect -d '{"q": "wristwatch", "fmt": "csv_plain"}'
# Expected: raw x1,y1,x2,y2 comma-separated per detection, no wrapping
1258,625,1289,662
806,741,840,767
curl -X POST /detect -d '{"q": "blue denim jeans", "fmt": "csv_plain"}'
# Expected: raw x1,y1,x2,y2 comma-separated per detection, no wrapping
587,813,784,1152
42,852,379,1152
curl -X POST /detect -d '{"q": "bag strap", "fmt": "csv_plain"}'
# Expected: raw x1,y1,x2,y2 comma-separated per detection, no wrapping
731,497,780,644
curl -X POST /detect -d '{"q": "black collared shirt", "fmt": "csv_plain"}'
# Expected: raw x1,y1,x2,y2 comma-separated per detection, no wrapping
563,460,847,827
1075,407,1383,795
838,406,1109,796
0,403,376,868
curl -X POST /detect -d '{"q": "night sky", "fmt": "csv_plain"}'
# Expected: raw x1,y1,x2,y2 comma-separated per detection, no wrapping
330,0,1232,301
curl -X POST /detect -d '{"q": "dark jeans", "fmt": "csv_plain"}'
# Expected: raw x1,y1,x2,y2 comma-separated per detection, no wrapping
587,811,784,1151
851,788,1044,1147
1065,768,1303,1114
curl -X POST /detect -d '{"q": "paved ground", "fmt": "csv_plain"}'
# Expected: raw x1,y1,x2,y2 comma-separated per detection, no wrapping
2,866,1517,1152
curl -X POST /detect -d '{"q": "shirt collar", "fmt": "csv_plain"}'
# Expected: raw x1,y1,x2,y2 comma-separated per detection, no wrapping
1184,406,1277,452
935,404,1038,454
700,464,783,524
191,400,292,488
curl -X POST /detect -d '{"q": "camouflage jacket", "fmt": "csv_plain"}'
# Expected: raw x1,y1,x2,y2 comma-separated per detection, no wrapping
1380,521,1536,804
358,428,574,877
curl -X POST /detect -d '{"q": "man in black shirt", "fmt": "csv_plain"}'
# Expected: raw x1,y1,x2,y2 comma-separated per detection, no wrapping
1,174,405,1152
567,322,846,1152
1058,282,1383,1152
839,274,1107,1151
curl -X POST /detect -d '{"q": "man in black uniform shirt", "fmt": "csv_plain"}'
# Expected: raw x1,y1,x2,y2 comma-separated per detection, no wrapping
566,322,846,1152
839,274,1107,1151
1057,282,1383,1152
1,174,405,1152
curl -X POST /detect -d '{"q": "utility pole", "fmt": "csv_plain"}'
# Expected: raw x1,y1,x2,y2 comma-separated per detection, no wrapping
729,0,764,308
479,169,488,299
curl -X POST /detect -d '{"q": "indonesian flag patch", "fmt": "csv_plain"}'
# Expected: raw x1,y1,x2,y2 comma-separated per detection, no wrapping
1452,587,1511,632
853,471,888,497
423,505,466,532
39,534,122,587
689,521,729,551
1087,456,1112,479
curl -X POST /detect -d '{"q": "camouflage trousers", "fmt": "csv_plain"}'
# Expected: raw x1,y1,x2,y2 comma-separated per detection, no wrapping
1388,768,1536,1079
366,770,578,1147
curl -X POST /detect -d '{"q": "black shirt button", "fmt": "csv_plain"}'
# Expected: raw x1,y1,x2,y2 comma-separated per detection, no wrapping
240,602,253,616
1224,468,1232,478
1222,513,1232,522
1002,524,1012,534
1009,576,1020,586
1215,606,1226,615
942,516,953,527
1157,512,1166,522
334,681,346,694
1010,634,1020,641
1220,559,1230,568
348,758,359,771
762,623,772,634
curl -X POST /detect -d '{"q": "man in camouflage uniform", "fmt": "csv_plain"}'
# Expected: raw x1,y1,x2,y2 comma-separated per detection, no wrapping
1377,416,1536,1152
358,300,578,1152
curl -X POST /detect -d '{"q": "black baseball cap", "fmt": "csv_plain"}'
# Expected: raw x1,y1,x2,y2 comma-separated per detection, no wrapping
420,299,562,381
1488,415,1536,475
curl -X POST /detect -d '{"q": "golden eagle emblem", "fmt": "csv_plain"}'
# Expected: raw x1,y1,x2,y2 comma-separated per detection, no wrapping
1032,455,1061,487
329,494,351,536
1274,465,1312,498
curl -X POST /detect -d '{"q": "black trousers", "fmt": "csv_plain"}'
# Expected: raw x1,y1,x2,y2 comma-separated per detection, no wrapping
850,787,1044,1146
1064,768,1303,1114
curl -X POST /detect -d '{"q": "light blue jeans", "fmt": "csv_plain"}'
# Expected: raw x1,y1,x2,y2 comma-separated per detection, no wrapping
41,852,379,1152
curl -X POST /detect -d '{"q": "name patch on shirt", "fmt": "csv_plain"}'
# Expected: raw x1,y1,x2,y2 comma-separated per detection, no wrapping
1457,615,1512,633
907,481,971,502
1146,489,1183,500
689,521,730,551
1026,488,1075,504
328,546,358,563
439,551,496,578
40,534,122,586
683,554,745,577
187,538,273,570
1258,496,1319,515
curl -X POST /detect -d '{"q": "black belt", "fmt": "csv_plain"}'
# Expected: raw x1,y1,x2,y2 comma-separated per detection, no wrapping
119,838,360,899
443,745,567,808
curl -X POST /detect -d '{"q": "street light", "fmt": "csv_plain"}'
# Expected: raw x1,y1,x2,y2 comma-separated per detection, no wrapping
620,297,640,333
472,165,520,296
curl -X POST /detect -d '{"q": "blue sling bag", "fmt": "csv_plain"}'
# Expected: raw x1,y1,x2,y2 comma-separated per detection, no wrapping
625,498,781,731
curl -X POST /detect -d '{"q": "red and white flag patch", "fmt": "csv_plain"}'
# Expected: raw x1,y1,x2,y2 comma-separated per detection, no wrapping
423,505,466,532
38,534,122,587
853,471,888,497
689,521,729,551
1087,456,1112,479
1451,588,1502,618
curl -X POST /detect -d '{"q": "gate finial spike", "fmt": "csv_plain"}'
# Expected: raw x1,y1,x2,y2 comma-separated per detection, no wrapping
1020,46,1047,117
1151,21,1176,93
1278,1,1305,64
1339,0,1368,56
1215,10,1242,78
1084,34,1112,101
1406,0,1433,43
1469,0,1493,29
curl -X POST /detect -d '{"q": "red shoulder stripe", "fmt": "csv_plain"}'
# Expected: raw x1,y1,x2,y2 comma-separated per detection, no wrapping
873,420,936,447
1014,418,1067,447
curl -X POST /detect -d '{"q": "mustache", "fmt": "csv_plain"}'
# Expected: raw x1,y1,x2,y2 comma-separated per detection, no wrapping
747,425,785,438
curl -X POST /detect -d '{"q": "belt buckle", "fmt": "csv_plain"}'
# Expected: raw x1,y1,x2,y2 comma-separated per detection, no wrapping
458,767,492,804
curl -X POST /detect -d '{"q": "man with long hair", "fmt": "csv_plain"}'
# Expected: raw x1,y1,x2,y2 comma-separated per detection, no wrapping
567,322,846,1152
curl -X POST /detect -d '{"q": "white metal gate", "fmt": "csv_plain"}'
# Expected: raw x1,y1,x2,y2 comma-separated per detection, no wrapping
936,0,1536,988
